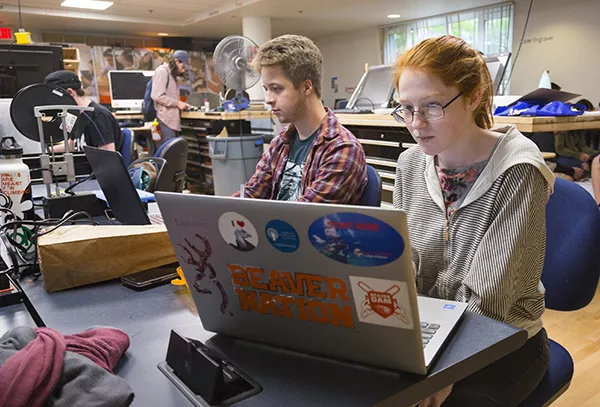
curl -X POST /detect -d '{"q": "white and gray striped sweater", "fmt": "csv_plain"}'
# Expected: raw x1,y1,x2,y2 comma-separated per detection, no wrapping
394,126,555,338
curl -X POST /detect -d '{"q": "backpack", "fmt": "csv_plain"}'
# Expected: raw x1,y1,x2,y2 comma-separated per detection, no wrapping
128,160,159,191
142,69,170,122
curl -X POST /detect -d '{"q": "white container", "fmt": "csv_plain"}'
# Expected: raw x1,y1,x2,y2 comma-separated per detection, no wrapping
0,136,33,224
0,136,34,262
539,70,552,89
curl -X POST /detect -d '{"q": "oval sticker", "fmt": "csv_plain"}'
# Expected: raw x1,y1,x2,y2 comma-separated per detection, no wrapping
308,213,404,266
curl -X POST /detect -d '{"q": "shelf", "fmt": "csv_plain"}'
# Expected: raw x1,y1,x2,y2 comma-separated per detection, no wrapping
378,170,395,181
358,139,400,148
186,176,203,184
382,183,394,192
182,125,208,131
365,157,397,168
201,164,213,170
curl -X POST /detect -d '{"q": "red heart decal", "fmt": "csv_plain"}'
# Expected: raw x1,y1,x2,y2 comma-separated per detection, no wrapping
237,220,245,228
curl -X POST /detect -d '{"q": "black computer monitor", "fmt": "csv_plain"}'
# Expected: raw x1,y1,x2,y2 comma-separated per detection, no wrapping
484,53,511,95
0,44,64,98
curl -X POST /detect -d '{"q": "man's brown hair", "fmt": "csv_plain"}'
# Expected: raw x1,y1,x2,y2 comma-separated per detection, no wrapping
252,34,323,98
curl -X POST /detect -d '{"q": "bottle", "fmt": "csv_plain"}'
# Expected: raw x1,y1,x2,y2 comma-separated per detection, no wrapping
539,70,552,89
151,119,162,142
204,98,210,112
0,136,34,256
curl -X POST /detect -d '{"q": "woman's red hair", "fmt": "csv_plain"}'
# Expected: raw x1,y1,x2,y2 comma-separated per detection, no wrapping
394,35,494,129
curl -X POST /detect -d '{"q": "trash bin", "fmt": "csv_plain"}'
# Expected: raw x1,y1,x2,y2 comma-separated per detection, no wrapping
207,135,264,196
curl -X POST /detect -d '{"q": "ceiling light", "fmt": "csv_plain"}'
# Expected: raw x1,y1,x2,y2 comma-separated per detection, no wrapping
61,0,114,11
387,14,401,18
158,33,169,36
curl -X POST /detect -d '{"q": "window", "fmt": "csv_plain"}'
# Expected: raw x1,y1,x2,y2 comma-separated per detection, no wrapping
383,3,513,64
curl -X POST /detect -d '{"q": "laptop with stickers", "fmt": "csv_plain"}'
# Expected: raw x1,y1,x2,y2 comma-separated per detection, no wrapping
155,192,467,375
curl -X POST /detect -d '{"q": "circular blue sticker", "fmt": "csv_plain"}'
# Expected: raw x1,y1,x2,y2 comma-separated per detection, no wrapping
265,219,300,253
308,213,404,266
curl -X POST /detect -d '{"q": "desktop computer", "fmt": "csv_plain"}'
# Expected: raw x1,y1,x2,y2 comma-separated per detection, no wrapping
108,70,154,113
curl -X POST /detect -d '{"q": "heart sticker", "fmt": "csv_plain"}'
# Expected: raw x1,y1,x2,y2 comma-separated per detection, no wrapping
237,220,245,228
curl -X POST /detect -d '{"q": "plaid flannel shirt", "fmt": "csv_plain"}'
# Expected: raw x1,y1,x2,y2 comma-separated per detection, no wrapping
234,107,367,204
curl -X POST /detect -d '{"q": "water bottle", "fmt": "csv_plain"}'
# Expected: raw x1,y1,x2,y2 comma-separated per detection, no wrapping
539,70,552,89
0,136,34,255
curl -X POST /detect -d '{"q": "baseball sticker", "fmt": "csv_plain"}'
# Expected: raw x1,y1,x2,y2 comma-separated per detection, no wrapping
265,219,300,253
218,212,259,252
308,213,404,266
349,276,413,330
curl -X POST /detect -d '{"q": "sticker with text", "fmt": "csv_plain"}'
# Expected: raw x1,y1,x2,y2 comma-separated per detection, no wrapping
218,212,258,252
308,213,404,266
265,219,300,253
349,276,413,329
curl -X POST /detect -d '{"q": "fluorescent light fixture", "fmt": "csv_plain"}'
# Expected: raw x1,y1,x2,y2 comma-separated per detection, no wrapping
61,0,114,11
387,14,401,18
158,33,169,36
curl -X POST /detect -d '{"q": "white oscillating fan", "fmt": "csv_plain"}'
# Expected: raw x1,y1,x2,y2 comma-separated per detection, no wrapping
213,35,260,110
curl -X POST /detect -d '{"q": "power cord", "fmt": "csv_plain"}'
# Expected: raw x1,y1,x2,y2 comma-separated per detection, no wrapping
502,0,534,93
64,173,95,195
355,97,376,111
0,210,96,280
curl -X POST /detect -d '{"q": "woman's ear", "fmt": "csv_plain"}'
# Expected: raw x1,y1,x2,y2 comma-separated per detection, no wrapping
467,87,483,112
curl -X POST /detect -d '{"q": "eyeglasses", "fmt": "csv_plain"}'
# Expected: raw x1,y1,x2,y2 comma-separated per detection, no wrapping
391,92,463,124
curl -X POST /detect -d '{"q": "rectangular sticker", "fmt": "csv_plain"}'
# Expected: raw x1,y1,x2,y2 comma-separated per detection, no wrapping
349,276,413,330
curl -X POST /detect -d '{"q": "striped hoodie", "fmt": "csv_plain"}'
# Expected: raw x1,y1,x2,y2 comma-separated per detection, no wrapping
394,126,555,338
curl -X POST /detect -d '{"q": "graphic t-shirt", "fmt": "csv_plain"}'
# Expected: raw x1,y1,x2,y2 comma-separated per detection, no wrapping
276,129,318,201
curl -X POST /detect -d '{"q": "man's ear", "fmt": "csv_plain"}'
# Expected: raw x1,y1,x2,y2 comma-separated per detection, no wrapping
303,80,314,96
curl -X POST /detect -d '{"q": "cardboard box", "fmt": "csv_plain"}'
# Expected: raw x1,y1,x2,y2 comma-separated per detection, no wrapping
38,225,177,292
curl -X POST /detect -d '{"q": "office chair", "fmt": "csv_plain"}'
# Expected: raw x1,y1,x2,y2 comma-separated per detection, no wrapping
359,164,382,206
153,137,188,192
119,128,134,166
518,178,600,407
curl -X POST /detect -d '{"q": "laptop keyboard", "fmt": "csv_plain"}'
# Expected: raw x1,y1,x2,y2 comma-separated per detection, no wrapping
149,213,164,225
421,322,441,347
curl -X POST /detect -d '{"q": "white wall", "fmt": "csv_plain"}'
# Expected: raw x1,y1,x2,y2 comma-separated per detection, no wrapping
510,0,600,104
315,28,382,108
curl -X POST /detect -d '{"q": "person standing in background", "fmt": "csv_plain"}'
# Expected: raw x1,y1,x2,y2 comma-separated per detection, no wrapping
150,50,191,147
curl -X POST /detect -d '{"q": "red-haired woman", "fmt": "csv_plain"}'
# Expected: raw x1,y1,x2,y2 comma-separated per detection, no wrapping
392,35,555,407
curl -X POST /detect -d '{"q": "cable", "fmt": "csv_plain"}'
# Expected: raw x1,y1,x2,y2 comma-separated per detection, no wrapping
355,97,376,111
17,0,23,30
81,111,109,148
503,0,534,93
64,173,95,195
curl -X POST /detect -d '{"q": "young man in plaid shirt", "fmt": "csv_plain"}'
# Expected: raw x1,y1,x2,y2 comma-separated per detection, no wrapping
233,35,367,204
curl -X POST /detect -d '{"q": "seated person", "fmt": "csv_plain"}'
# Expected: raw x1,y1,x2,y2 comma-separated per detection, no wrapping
552,162,584,182
233,34,367,204
554,130,598,173
44,70,122,152
591,156,600,206
392,35,555,407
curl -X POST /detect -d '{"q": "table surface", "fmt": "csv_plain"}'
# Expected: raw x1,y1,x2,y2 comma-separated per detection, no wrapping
0,276,527,407
335,112,600,133
113,111,600,132
20,182,528,406
113,111,273,121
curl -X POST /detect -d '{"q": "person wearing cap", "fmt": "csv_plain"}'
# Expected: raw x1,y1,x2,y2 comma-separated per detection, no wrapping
151,50,191,147
44,70,122,153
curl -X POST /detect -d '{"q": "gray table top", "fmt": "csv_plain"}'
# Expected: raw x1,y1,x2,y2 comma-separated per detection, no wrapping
0,277,527,407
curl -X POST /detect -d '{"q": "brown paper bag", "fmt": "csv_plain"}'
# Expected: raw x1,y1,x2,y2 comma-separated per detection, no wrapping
38,224,177,292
